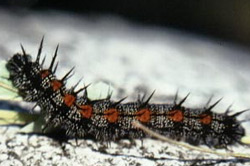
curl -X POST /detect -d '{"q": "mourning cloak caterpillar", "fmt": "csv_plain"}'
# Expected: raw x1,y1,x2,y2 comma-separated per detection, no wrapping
6,38,247,148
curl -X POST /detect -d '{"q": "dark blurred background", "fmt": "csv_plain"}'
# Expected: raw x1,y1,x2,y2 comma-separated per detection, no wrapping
1,0,250,47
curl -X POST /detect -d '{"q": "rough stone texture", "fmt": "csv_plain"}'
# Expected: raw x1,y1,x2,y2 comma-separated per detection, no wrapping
1,126,249,166
0,8,250,166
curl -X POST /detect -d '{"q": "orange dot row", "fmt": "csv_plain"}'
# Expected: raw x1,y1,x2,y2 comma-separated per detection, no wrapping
41,69,213,125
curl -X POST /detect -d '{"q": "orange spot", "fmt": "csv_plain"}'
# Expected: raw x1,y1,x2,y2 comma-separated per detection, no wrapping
50,80,62,91
200,114,212,125
79,105,93,119
104,108,119,123
40,70,50,79
64,94,76,107
167,110,184,122
136,108,151,123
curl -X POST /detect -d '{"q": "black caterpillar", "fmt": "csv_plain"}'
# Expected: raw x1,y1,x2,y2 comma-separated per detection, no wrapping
6,38,247,148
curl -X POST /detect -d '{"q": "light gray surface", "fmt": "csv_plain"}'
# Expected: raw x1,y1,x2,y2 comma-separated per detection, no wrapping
0,9,250,166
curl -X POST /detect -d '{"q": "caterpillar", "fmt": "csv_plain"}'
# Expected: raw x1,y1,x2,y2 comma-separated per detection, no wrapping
6,38,247,148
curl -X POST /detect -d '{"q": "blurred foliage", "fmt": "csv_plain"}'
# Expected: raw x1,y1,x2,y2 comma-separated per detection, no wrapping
1,0,250,46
